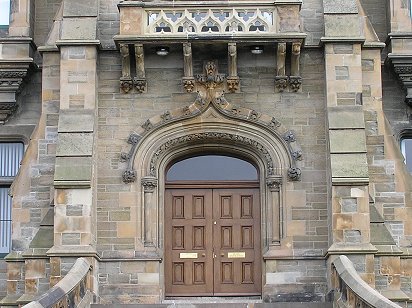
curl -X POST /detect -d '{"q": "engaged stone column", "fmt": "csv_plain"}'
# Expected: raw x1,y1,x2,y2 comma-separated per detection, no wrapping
266,177,282,244
142,176,158,247
227,43,239,93
182,43,195,93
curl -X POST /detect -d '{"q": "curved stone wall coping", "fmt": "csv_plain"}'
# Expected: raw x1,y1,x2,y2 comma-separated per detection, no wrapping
333,255,402,308
22,257,92,308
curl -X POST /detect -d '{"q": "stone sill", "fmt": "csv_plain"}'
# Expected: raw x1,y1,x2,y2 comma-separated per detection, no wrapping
55,39,100,46
320,36,365,44
53,180,91,189
332,177,369,186
47,245,99,258
327,243,378,255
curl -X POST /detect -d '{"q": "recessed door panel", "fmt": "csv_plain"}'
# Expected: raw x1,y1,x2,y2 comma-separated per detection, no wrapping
165,187,260,296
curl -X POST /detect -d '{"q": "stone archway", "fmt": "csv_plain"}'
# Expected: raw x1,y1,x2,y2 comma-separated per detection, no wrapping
119,95,302,296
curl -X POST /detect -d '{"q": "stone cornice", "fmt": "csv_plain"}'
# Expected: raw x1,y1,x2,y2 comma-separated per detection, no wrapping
118,0,302,8
387,53,412,106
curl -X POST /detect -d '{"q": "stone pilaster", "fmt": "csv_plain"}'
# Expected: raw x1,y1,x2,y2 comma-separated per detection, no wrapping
322,0,376,289
47,0,99,291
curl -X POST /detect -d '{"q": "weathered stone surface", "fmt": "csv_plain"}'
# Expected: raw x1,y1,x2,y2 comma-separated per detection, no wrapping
56,133,94,156
63,0,98,17
54,157,92,183
61,18,97,40
324,15,361,37
329,129,366,153
58,110,95,133
328,107,365,129
323,0,358,14
331,153,369,178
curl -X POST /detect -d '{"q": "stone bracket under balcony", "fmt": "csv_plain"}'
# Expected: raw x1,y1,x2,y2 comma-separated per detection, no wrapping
115,1,306,94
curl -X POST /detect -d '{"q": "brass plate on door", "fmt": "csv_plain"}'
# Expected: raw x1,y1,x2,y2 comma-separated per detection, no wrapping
227,252,246,258
179,252,198,259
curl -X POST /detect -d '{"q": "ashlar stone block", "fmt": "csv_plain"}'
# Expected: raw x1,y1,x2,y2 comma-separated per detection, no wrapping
329,129,366,153
331,153,368,178
63,0,97,17
328,106,365,129
56,133,93,156
323,0,358,14
61,18,97,40
324,15,361,38
54,157,92,186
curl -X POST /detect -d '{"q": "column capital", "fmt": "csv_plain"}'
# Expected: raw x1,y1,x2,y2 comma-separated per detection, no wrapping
141,176,158,192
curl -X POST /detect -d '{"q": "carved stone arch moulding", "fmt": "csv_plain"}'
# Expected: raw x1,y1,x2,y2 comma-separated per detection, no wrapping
120,94,302,183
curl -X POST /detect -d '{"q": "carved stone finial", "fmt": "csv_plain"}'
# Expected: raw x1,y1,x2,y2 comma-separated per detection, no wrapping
283,131,296,143
161,111,172,122
120,152,130,162
288,167,301,181
269,117,281,130
142,120,153,131
122,169,137,183
249,110,260,121
291,150,303,161
128,133,141,145
142,176,158,192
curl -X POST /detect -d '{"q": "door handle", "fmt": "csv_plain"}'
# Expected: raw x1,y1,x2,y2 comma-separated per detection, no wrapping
221,253,225,257
202,253,206,257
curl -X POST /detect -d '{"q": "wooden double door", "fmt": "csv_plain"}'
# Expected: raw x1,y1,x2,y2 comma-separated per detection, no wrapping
165,185,261,296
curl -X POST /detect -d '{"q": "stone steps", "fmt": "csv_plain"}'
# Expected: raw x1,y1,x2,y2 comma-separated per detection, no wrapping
92,303,332,308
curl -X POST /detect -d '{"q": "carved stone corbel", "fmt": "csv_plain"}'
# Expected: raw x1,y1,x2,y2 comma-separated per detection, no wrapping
195,60,226,102
227,43,240,93
290,42,302,92
120,44,133,93
182,43,195,93
275,43,288,92
133,44,147,93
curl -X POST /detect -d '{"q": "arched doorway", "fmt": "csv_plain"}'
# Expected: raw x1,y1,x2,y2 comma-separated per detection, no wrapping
164,155,262,296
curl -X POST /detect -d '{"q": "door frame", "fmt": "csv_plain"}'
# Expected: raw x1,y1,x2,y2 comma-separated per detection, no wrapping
153,145,284,300
164,180,261,297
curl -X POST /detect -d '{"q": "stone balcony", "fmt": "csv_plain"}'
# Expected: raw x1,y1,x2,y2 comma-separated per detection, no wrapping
115,0,306,43
114,0,306,95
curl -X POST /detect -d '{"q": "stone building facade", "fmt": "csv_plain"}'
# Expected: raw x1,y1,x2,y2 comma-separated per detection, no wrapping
0,0,412,306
